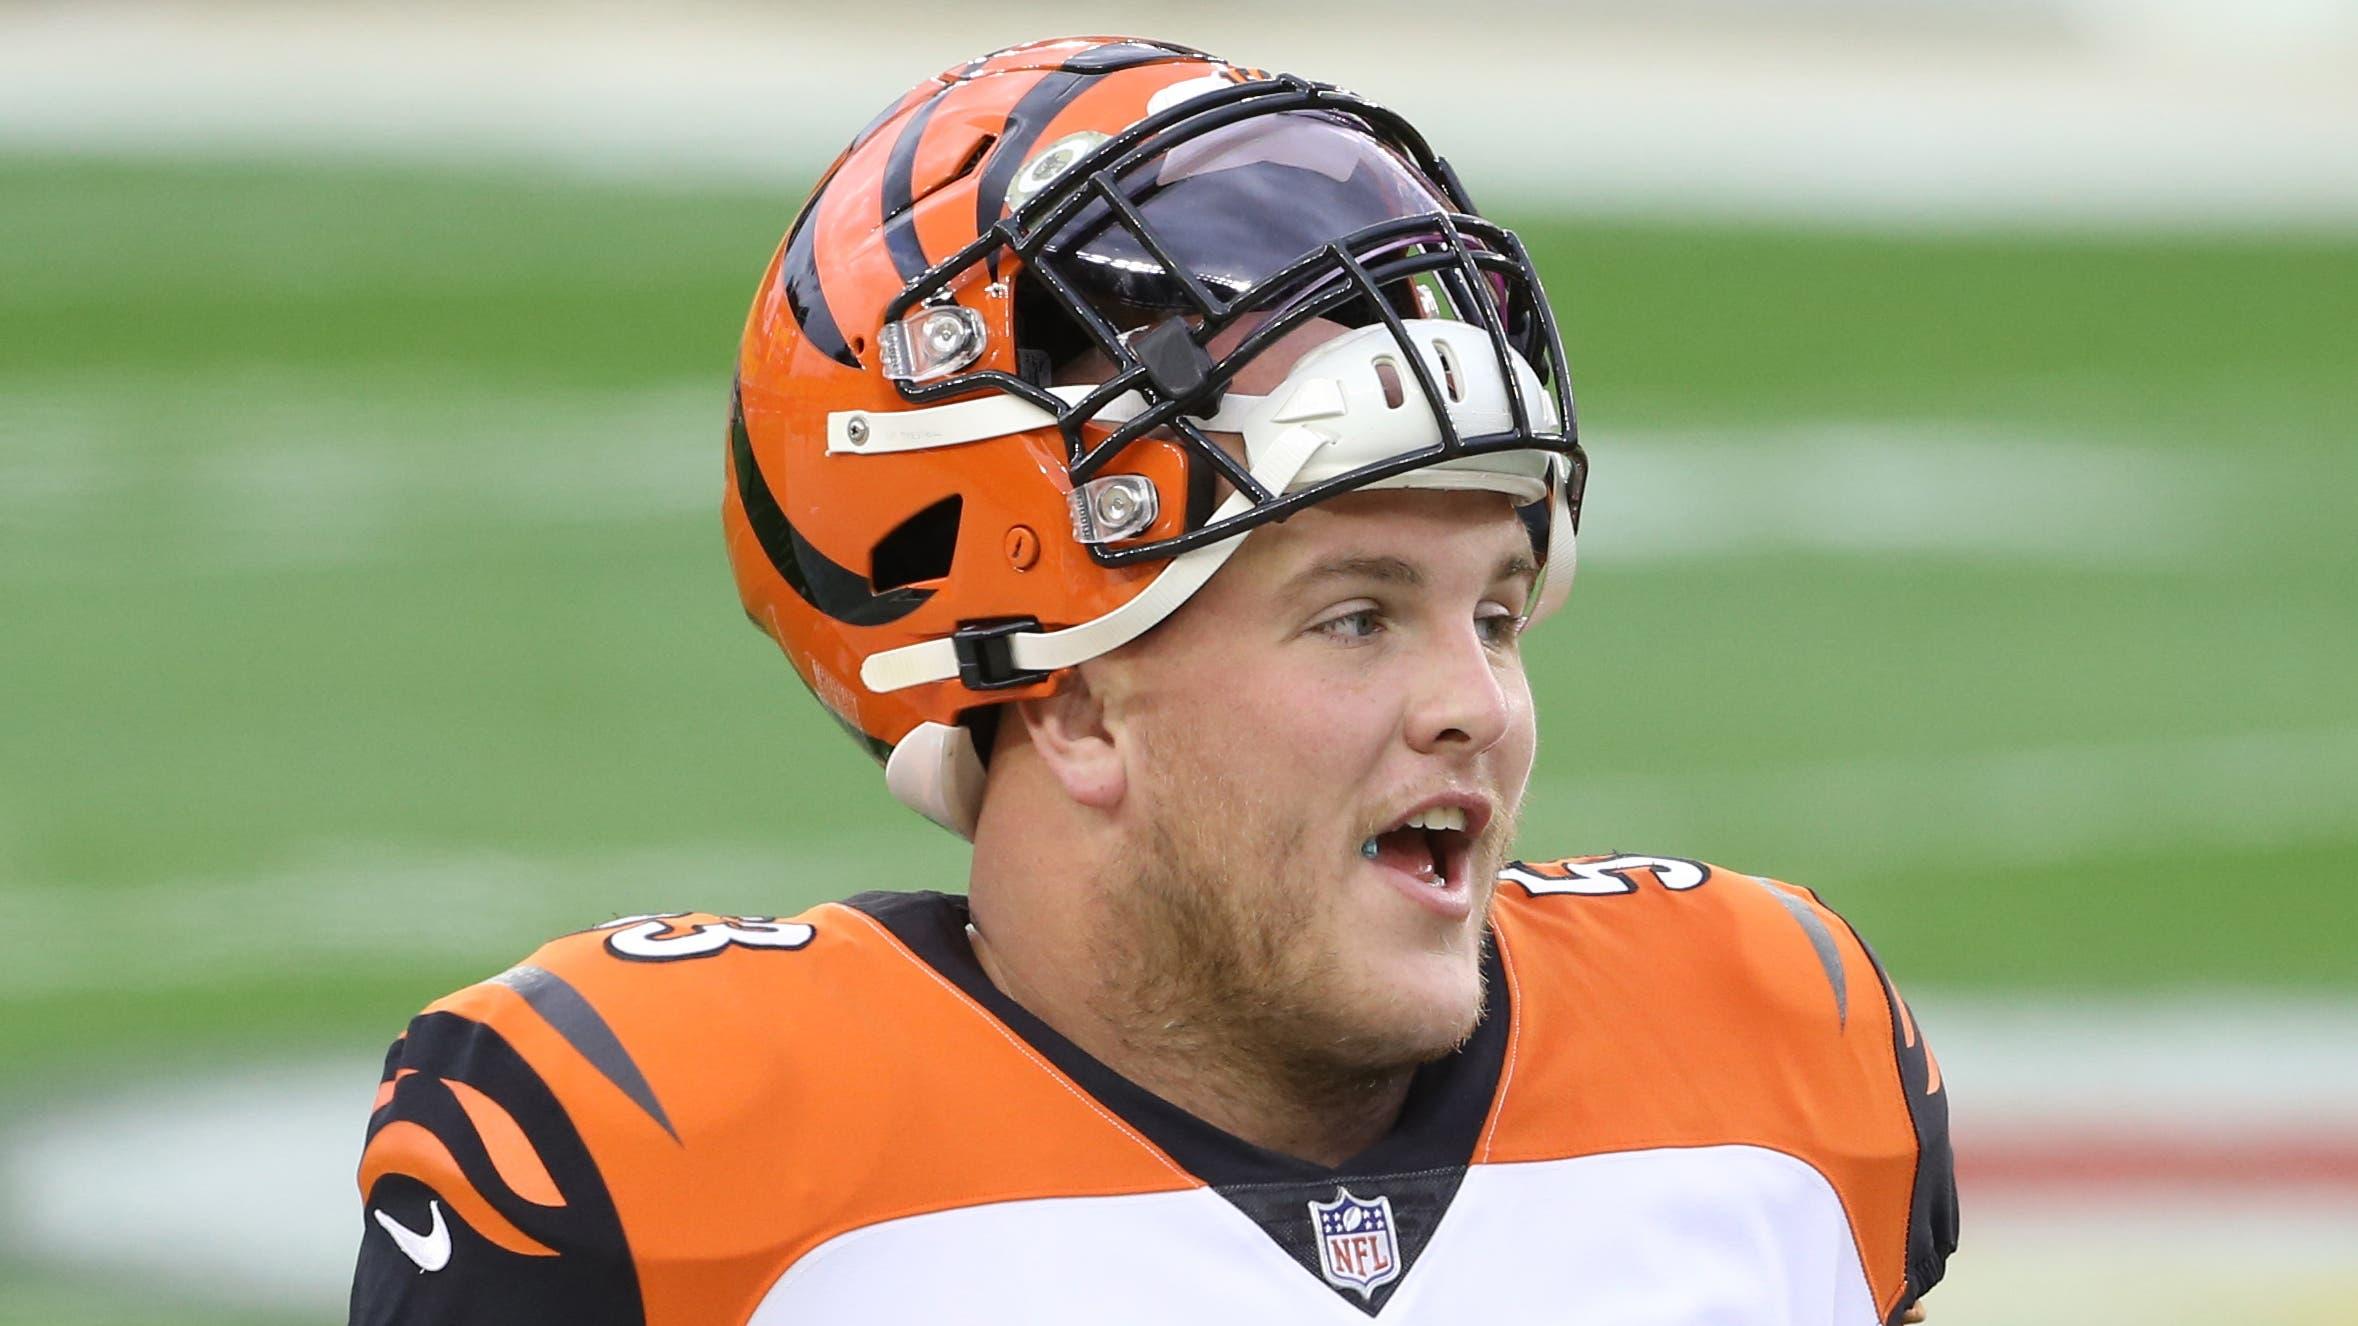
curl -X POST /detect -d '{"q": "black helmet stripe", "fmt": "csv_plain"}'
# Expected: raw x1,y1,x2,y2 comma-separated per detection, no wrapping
881,85,954,283
973,68,1097,273
1059,40,1201,75
777,192,861,370
847,81,931,156
731,387,932,626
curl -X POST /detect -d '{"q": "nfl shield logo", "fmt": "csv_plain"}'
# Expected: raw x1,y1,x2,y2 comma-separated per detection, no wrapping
1307,1188,1401,1298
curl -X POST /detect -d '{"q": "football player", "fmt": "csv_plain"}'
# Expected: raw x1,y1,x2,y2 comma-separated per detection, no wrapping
349,36,1955,1324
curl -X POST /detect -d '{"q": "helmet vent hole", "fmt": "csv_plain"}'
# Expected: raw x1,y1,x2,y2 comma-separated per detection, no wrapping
1373,357,1406,409
1435,339,1463,403
909,131,1002,206
871,494,964,591
954,134,998,184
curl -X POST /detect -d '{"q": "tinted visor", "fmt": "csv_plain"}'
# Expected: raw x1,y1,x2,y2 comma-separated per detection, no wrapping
1040,110,1453,313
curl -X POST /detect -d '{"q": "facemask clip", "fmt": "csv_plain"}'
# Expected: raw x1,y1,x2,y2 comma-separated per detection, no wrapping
879,303,987,383
1068,474,1161,544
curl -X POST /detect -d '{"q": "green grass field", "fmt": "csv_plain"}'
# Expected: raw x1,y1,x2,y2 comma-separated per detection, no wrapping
1,151,2354,1319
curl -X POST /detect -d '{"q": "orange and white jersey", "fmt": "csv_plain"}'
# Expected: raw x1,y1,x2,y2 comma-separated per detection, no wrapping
348,855,1956,1324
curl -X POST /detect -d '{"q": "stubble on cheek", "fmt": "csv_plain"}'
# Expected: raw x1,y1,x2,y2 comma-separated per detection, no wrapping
1087,714,1497,1081
1079,706,1321,1046
1088,731,1326,1063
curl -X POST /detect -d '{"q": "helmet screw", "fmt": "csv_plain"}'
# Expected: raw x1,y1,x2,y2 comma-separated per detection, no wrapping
1067,474,1159,543
1004,525,1039,571
844,415,870,446
1095,485,1140,527
922,309,970,358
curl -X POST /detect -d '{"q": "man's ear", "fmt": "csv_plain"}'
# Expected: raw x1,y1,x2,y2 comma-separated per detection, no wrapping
1011,668,1127,811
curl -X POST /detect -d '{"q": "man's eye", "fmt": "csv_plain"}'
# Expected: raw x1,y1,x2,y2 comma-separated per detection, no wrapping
1478,610,1528,648
1313,608,1383,642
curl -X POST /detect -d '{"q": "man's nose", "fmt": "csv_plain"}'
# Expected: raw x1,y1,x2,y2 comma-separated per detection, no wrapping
1404,623,1513,755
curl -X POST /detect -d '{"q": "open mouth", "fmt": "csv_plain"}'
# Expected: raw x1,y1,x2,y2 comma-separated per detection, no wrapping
1360,804,1478,898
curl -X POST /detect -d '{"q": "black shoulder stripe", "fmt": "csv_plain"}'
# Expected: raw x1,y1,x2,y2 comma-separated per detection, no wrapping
881,86,953,283
490,964,679,1143
729,385,934,627
352,1012,641,1326
1819,915,1960,1324
1751,877,1848,1028
777,191,861,370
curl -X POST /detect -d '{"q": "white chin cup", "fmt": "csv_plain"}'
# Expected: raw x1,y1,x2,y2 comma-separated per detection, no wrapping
884,720,989,839
1188,318,1559,503
851,317,1576,838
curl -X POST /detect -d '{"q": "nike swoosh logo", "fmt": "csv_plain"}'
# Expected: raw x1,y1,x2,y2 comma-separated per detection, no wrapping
373,1198,452,1273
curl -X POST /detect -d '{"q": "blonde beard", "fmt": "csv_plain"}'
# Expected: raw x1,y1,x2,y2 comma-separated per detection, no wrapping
1084,730,1504,1097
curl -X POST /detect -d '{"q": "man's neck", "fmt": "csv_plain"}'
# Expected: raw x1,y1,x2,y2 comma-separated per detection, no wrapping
968,922,1413,1167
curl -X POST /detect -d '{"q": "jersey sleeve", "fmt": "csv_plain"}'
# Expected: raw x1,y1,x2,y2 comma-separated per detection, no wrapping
1846,924,1960,1323
346,1001,646,1325
1489,854,1960,1325
1764,874,1959,1323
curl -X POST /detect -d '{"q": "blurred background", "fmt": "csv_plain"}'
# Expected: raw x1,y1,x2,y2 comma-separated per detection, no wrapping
1,1,2353,1321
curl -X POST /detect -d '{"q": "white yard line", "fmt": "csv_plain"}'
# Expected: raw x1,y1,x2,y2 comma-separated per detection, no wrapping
0,836,969,1000
1583,425,2218,568
1,2,2352,227
0,378,2235,577
1933,993,2358,1134
2,1060,384,1309
0,380,719,576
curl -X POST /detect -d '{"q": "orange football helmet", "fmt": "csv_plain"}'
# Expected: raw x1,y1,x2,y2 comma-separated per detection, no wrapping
725,36,1586,836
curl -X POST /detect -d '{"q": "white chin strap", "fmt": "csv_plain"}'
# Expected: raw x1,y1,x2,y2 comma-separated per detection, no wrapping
863,319,1579,838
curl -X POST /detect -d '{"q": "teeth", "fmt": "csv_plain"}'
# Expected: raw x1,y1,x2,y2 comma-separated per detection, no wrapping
1403,806,1469,833
1361,832,1450,887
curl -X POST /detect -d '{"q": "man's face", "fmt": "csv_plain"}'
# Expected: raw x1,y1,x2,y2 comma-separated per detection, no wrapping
1086,484,1541,1078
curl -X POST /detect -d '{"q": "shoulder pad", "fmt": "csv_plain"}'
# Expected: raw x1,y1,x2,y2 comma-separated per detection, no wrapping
418,903,897,1136
1493,852,1857,1029
1488,852,1956,1323
357,892,1200,1308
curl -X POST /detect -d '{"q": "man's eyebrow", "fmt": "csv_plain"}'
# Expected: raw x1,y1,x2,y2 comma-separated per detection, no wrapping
1287,555,1425,591
1284,551,1540,594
